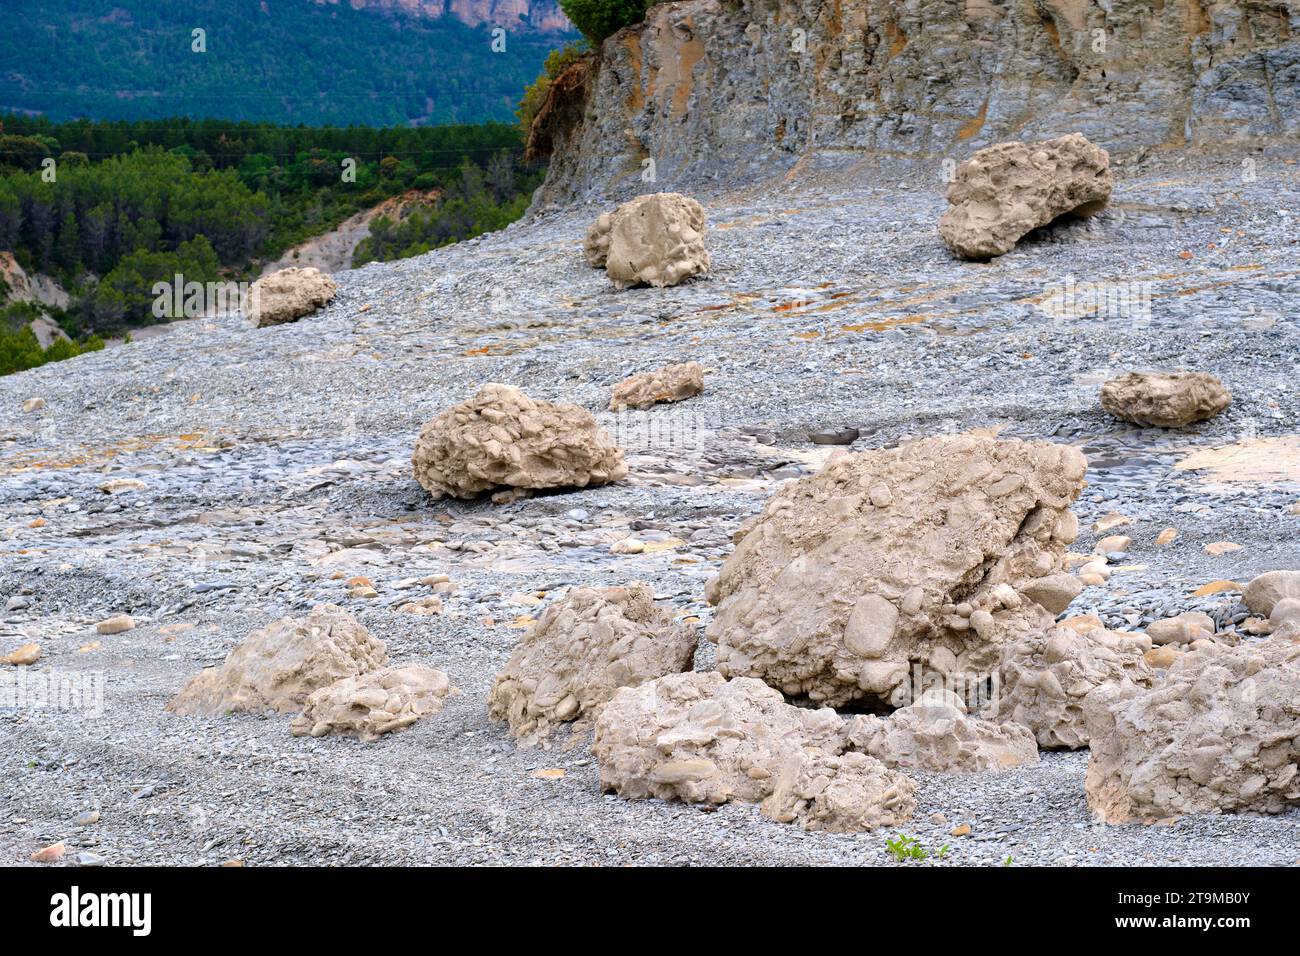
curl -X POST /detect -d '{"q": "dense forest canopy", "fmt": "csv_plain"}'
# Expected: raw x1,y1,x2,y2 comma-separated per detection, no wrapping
0,116,543,345
0,0,572,126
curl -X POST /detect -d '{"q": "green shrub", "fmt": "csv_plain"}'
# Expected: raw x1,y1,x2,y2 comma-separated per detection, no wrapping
516,41,591,140
559,0,649,44
0,321,104,377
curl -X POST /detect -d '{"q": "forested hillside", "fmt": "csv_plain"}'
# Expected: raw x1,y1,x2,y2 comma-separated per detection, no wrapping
0,117,542,350
0,0,572,125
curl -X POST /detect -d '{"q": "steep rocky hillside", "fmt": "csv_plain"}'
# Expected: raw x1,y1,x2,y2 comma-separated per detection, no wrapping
534,0,1300,204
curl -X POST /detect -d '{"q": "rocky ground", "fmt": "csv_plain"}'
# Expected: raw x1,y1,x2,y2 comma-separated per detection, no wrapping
1,146,1298,866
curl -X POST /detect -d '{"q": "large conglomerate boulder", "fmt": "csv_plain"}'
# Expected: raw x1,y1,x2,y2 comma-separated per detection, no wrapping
487,583,698,746
411,383,627,500
290,664,457,742
1099,371,1232,428
939,133,1113,260
593,671,915,832
847,691,1039,773
1084,640,1300,823
760,751,917,833
994,623,1154,749
166,605,387,716
706,435,1088,708
584,193,710,289
245,267,337,327
609,361,706,411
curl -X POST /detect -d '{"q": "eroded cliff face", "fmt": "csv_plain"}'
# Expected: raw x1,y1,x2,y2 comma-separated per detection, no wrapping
535,0,1300,205
313,0,572,32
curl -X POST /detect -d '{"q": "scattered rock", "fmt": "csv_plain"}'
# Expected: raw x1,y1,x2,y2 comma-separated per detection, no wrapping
1144,645,1181,669
1155,528,1178,546
1099,371,1232,428
289,664,457,742
22,397,46,413
847,691,1039,773
1204,541,1242,556
950,823,972,837
411,383,626,500
938,133,1113,260
707,434,1087,707
1092,513,1131,533
1244,570,1300,618
609,361,706,411
166,604,387,716
245,267,337,327
3,643,41,666
1146,611,1215,646
1085,640,1300,822
995,623,1153,749
584,192,710,289
809,427,860,446
30,842,66,863
98,478,147,494
488,583,697,746
74,810,100,826
95,614,135,635
1095,534,1132,555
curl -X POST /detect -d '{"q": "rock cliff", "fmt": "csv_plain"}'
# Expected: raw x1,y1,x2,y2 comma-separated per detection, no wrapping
533,0,1300,205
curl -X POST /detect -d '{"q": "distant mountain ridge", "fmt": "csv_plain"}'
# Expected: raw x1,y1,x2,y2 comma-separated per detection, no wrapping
311,0,571,32
0,0,577,126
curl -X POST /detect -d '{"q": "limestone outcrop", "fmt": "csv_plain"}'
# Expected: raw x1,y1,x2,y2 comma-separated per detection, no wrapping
584,193,709,289
532,1,1300,207
411,383,627,500
1084,640,1300,823
994,624,1154,750
847,691,1038,773
289,664,457,742
609,361,706,411
1100,371,1232,428
706,434,1088,708
487,583,697,745
939,134,1113,260
167,605,387,716
245,267,337,327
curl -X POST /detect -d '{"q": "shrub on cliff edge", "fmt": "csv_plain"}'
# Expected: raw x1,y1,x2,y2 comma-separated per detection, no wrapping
560,0,650,43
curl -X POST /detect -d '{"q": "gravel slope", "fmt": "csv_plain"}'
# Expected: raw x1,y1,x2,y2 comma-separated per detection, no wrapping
1,147,1298,866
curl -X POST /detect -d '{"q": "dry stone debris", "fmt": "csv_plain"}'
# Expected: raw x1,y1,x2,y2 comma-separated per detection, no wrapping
706,434,1088,708
583,193,710,289
289,664,456,742
847,690,1039,773
166,604,387,716
487,583,698,746
1099,371,1232,428
411,383,627,500
609,361,706,411
994,623,1154,750
245,267,337,327
1145,611,1215,646
938,133,1113,260
1084,640,1300,823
